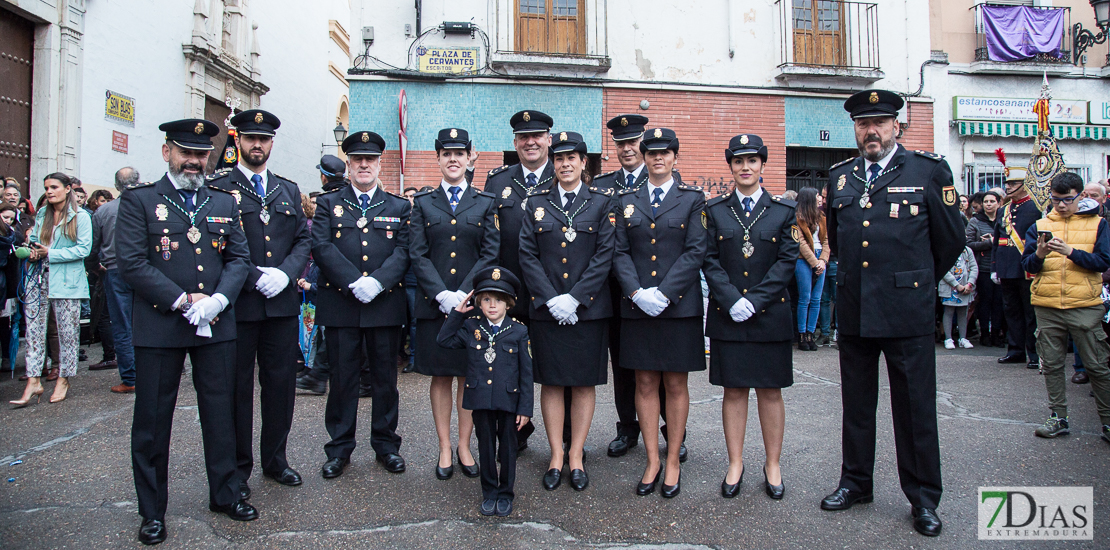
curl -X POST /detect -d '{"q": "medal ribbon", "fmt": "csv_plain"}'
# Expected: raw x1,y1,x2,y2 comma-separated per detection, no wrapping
548,195,589,229
480,324,511,346
161,194,210,227
728,203,768,240
233,178,279,203
343,198,385,221
513,174,553,196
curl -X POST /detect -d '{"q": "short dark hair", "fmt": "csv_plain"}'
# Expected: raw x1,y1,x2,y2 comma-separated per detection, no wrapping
404,187,418,194
970,191,985,205
475,290,515,310
1051,172,1084,195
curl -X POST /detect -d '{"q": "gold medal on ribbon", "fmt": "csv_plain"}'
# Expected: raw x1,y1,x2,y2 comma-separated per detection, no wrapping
624,203,635,218
837,174,846,191
534,207,545,221
502,187,512,199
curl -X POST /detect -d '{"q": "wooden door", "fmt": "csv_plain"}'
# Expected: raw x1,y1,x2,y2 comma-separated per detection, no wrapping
516,0,586,55
203,99,233,174
791,0,845,66
0,7,34,194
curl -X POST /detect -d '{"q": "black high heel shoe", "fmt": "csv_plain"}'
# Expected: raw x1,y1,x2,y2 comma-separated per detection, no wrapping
636,466,662,496
661,471,681,498
763,466,785,500
721,466,744,498
435,458,454,480
457,447,479,478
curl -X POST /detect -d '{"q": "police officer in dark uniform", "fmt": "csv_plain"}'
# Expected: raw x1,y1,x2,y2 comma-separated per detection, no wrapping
993,166,1041,368
318,154,349,192
820,90,965,537
206,109,311,497
311,130,411,479
118,119,254,545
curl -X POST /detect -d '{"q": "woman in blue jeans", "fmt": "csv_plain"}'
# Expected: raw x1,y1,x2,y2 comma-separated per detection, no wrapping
793,187,828,351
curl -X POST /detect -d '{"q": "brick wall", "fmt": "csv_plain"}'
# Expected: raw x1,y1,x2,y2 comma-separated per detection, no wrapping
900,102,935,153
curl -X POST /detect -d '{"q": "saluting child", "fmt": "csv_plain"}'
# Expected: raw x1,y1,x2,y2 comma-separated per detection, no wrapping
437,266,533,517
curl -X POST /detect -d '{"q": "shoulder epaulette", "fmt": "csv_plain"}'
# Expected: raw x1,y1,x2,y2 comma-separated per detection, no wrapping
476,190,496,199
596,170,618,180
589,186,614,197
618,188,637,195
527,188,551,197
774,197,797,207
321,187,342,195
207,185,236,195
914,150,944,161
271,172,298,187
413,189,434,198
206,168,232,181
488,165,510,177
831,157,858,170
126,181,155,190
706,193,731,207
678,184,703,192
385,190,404,200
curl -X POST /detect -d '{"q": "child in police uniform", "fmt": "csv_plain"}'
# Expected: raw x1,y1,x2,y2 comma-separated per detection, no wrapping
437,266,533,517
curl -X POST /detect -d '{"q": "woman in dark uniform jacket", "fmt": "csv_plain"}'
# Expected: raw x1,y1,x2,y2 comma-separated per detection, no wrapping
612,128,707,498
519,131,615,492
408,128,500,480
703,134,798,500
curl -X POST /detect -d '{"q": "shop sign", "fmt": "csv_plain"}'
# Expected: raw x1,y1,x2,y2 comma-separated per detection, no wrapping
415,46,479,74
1090,101,1110,125
105,90,135,127
111,131,128,154
953,96,1086,124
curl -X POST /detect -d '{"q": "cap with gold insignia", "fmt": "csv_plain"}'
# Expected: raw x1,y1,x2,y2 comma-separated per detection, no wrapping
341,130,386,156
639,128,679,154
434,127,471,151
725,133,768,163
473,265,520,299
230,109,281,136
159,119,220,150
606,114,649,142
550,131,587,155
843,89,904,120
509,110,554,134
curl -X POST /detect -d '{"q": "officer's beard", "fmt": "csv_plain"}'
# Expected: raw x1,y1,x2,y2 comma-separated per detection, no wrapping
168,161,206,191
240,148,270,168
860,135,896,163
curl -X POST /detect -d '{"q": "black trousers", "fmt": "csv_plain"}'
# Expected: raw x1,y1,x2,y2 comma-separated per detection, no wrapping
472,409,518,500
976,272,1005,339
234,316,299,480
132,342,239,520
1001,278,1038,359
837,333,942,510
324,326,401,459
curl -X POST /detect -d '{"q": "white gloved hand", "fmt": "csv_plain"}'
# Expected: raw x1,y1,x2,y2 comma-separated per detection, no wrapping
548,294,579,321
990,272,1000,285
559,311,579,326
633,288,666,317
186,296,223,326
196,323,213,338
255,267,290,299
729,297,755,322
453,290,469,307
349,276,382,304
436,290,461,314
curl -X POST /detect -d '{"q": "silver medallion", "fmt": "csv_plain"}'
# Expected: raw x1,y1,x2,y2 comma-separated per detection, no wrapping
565,227,577,243
521,201,527,212
859,193,870,209
484,346,496,364
187,226,202,244
259,208,271,224
357,217,368,228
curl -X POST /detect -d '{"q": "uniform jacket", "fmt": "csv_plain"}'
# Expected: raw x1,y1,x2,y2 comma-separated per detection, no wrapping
30,207,92,300
613,183,708,319
992,197,1042,279
116,176,250,347
518,185,616,322
206,167,311,321
437,309,533,416
481,162,555,319
593,168,649,193
703,191,798,342
827,146,966,338
310,184,411,328
408,184,500,319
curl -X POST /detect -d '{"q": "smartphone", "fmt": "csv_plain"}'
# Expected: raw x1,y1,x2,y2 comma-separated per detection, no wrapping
1038,230,1054,241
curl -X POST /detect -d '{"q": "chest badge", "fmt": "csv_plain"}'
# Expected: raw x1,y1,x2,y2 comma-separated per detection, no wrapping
910,205,919,216
890,203,900,218
624,203,635,218
475,329,482,341
485,345,497,364
502,187,512,199
155,204,168,221
534,207,545,221
791,225,801,242
837,174,846,191
333,204,344,218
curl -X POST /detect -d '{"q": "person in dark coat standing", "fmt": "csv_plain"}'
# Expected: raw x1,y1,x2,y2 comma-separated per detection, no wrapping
519,131,615,492
993,166,1042,368
612,128,706,498
206,109,311,497
819,90,965,537
117,119,255,545
409,127,500,480
703,134,797,501
310,130,411,479
437,266,533,517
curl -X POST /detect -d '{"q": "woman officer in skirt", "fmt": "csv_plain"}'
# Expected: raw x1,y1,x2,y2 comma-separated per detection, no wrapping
408,128,500,479
519,131,616,492
703,134,797,500
612,128,707,498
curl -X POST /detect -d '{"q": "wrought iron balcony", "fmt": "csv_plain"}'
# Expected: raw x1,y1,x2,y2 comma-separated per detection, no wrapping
775,0,880,71
971,3,1071,65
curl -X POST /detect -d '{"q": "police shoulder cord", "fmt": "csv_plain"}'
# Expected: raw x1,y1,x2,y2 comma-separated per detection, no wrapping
343,197,385,229
727,204,768,259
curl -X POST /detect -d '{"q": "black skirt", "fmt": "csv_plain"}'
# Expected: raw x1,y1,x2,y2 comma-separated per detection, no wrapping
531,319,608,387
709,339,793,389
414,316,467,377
620,317,707,373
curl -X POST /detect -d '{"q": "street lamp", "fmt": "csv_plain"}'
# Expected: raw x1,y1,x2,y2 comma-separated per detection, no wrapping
333,122,348,144
1074,0,1110,64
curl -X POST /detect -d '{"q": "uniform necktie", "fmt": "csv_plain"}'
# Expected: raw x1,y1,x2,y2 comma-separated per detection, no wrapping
526,173,537,189
449,186,461,212
179,190,196,212
490,324,499,332
742,197,753,214
360,193,370,210
626,173,636,189
251,173,265,197
868,163,882,183
652,188,664,215
564,192,575,209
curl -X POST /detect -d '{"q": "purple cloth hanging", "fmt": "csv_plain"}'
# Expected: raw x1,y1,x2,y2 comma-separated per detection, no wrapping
982,5,1065,62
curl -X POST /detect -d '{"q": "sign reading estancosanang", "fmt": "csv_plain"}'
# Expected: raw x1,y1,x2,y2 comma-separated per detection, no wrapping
979,487,1093,540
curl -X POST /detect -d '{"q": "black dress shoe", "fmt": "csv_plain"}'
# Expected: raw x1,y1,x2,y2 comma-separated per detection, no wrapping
1027,360,1040,369
1072,371,1091,384
720,466,744,498
763,467,784,500
480,498,496,516
661,472,681,498
569,468,589,491
359,385,374,398
495,498,513,516
209,499,259,521
457,447,479,478
435,464,454,480
636,467,661,496
376,453,406,473
542,468,562,491
998,352,1026,364
607,434,637,457
138,518,166,545
239,480,251,500
402,362,414,373
295,376,326,395
321,457,349,479
678,444,688,463
820,487,873,510
264,468,303,486
912,507,942,536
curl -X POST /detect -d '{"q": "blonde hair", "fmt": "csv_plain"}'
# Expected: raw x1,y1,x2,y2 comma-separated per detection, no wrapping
39,172,79,246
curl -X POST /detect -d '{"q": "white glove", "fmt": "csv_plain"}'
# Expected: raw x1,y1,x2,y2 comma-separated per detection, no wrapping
632,288,666,317
990,272,1000,285
453,290,469,307
559,312,579,326
349,276,383,304
436,290,460,314
547,294,580,321
255,267,290,299
186,296,223,326
653,288,671,313
729,297,755,322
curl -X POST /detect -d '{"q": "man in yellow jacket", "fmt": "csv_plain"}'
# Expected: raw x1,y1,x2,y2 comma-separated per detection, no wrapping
1021,172,1110,444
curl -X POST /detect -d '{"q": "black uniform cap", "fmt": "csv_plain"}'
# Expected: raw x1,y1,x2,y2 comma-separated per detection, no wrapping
550,131,587,155
844,89,904,120
725,134,768,163
606,114,649,141
231,109,280,136
342,131,386,156
473,266,520,299
159,119,220,150
317,154,346,178
509,110,554,134
435,128,472,151
639,128,679,154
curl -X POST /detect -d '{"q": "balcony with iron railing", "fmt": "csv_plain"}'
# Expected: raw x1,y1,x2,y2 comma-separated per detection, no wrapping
774,0,883,87
969,3,1072,74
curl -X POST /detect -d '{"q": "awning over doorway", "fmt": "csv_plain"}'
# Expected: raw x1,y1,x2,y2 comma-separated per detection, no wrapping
956,120,1110,140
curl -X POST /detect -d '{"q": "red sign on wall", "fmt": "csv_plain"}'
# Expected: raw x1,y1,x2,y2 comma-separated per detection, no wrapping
111,131,128,154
